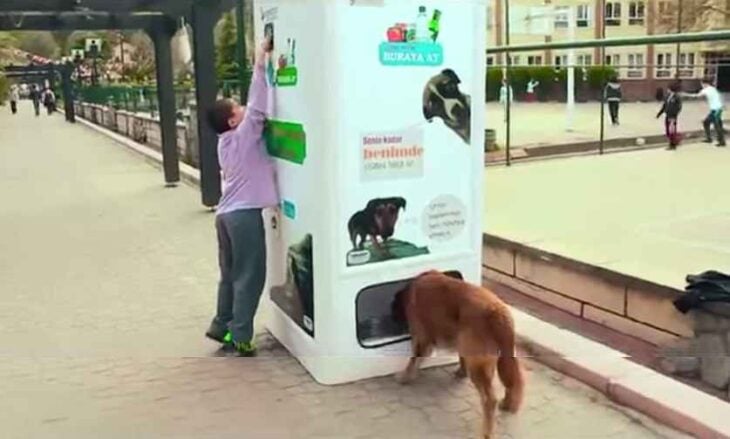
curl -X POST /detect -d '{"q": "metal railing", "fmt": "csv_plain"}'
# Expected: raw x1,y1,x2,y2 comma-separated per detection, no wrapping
486,29,730,165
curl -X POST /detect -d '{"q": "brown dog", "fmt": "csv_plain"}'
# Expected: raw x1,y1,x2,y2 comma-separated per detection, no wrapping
391,271,524,438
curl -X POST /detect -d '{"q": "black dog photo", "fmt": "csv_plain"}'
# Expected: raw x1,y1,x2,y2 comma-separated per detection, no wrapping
346,197,429,266
422,68,472,144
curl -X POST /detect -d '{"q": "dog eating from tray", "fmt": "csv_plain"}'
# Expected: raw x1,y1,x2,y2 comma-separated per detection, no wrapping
391,271,525,439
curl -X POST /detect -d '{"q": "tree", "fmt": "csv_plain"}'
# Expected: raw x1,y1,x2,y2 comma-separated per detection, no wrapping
654,0,730,33
0,32,18,50
15,31,59,58
216,12,239,80
124,32,155,84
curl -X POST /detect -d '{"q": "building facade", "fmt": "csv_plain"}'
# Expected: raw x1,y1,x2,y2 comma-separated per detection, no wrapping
487,0,730,100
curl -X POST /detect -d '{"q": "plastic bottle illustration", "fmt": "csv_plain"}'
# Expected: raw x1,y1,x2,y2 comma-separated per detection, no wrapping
415,5,429,42
429,9,442,42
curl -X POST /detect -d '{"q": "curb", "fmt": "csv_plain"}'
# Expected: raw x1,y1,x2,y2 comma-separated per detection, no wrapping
513,307,730,439
74,116,730,438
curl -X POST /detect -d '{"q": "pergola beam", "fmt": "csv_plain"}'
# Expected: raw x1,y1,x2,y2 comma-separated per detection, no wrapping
0,0,189,16
0,13,168,31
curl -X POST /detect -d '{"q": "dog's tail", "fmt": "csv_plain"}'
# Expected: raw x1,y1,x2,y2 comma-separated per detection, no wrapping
492,311,525,413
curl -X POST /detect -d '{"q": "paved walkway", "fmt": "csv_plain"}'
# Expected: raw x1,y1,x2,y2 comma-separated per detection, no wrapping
485,100,712,149
0,102,687,438
485,143,730,290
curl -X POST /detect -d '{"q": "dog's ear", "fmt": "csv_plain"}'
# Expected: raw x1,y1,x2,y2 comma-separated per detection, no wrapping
394,197,407,211
442,69,461,84
365,199,380,214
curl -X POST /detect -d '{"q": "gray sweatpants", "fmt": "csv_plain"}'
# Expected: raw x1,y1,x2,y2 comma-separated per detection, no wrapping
210,208,266,344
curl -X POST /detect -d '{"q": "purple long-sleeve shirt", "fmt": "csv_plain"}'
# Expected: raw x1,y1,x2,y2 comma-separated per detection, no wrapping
216,62,278,215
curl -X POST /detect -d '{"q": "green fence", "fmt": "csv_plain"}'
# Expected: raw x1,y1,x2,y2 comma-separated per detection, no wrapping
76,85,194,116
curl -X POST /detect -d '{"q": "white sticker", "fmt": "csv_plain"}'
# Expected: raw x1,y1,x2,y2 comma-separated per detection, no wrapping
422,195,467,242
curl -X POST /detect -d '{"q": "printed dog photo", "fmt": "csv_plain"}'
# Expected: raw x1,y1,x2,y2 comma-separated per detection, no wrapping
270,234,315,336
347,197,429,266
422,68,472,144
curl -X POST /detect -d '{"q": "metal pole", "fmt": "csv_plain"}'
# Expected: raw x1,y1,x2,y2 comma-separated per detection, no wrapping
119,32,126,83
487,29,730,53
675,0,682,79
505,0,511,166
599,0,606,154
567,7,576,132
235,0,249,103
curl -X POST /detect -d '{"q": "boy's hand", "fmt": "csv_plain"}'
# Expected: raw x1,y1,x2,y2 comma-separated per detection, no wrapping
262,35,273,53
255,36,274,67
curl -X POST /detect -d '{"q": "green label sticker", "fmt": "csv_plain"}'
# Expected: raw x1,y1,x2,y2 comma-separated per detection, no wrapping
276,67,298,87
282,200,296,219
265,120,307,165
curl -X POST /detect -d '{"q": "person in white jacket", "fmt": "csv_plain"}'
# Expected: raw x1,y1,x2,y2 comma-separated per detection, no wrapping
9,85,20,115
499,79,514,121
682,77,725,147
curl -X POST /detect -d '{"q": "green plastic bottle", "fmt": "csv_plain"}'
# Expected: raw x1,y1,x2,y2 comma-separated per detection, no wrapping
429,9,442,42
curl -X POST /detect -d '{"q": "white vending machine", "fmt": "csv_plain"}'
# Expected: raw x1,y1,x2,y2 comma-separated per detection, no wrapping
257,0,486,385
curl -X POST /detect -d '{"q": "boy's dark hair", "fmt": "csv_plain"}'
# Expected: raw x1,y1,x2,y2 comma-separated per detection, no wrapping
207,99,235,135
701,77,714,86
669,81,681,93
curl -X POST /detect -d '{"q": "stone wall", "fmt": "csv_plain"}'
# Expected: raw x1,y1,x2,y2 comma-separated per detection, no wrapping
660,303,730,401
73,102,199,168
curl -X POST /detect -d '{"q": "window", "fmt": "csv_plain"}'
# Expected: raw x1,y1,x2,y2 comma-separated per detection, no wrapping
629,2,645,25
627,53,645,77
605,2,622,26
679,53,696,78
679,53,696,67
604,54,620,66
577,54,593,66
577,4,591,27
510,55,521,66
487,56,494,66
658,1,669,15
657,53,672,78
555,6,570,29
528,55,543,66
554,54,568,69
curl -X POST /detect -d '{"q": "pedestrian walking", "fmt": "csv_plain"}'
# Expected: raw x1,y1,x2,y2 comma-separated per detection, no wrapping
42,87,56,115
526,78,539,103
656,81,683,150
605,76,622,126
9,85,19,115
683,77,725,147
499,79,513,122
204,36,277,357
29,85,41,117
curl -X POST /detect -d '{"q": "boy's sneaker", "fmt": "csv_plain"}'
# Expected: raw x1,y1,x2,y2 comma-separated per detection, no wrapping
716,143,726,147
205,326,232,345
233,340,257,357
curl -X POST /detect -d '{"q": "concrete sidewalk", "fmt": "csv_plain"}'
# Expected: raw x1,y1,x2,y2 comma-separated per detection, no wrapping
0,101,694,438
485,144,730,291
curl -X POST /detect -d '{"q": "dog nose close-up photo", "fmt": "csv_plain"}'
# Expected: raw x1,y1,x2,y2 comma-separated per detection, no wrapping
1,1,721,439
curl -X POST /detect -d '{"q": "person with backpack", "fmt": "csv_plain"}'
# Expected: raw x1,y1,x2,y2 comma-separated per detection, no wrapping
9,85,20,115
42,87,56,115
604,76,622,126
656,81,683,150
29,85,41,117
